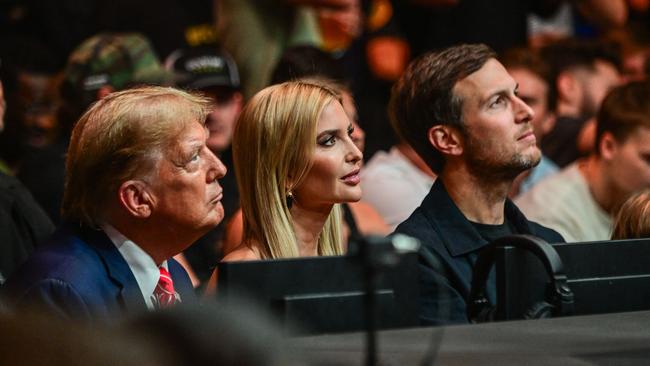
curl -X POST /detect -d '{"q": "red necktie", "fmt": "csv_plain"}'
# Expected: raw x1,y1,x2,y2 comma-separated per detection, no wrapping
153,267,181,308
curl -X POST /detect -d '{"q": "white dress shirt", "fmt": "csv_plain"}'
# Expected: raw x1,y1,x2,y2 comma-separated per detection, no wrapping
101,223,168,310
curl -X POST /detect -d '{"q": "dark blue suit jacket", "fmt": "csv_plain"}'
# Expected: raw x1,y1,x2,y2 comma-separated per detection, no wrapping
394,179,564,326
2,223,197,323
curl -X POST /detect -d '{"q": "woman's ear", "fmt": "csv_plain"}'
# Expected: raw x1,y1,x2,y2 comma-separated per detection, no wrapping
428,125,464,157
118,180,154,218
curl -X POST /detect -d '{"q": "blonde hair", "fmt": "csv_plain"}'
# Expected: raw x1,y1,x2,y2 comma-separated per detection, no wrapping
611,189,650,240
233,79,344,259
62,86,213,226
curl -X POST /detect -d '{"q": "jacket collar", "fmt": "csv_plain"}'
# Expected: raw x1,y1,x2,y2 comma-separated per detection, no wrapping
420,179,536,257
77,224,148,314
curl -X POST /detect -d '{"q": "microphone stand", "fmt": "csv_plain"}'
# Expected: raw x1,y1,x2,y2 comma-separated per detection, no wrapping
352,234,420,366
358,235,378,366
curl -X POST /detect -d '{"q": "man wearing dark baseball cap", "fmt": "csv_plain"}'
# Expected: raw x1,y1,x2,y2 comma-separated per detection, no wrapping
166,46,243,287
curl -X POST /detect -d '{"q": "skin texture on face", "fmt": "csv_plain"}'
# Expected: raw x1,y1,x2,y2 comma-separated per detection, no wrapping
455,59,540,180
147,122,227,236
605,127,650,205
204,91,242,154
341,91,365,153
293,101,363,210
576,60,621,118
507,67,553,142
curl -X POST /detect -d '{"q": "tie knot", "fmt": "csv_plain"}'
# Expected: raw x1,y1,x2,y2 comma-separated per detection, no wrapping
158,267,174,293
153,266,180,308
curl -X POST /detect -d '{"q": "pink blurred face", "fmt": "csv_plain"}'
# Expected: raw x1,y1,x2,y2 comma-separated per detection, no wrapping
577,60,621,118
204,91,242,154
606,127,650,203
507,67,552,141
293,101,363,209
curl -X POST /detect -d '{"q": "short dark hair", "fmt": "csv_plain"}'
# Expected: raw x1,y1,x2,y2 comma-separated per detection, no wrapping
596,80,650,154
541,38,621,111
389,44,496,174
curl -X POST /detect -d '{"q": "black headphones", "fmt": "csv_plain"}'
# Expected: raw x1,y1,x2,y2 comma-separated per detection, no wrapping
467,235,574,323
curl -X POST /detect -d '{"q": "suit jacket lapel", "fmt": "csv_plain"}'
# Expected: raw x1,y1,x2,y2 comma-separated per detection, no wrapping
79,225,148,314
168,258,198,305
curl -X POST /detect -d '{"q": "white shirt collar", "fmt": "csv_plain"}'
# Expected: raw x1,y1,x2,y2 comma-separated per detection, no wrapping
100,223,167,310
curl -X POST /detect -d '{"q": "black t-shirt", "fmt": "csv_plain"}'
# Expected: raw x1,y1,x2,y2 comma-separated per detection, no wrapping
470,218,516,245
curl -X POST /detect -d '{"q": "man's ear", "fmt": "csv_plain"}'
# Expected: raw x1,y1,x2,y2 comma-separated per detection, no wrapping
233,91,244,112
540,113,556,136
599,131,619,161
428,125,463,157
557,72,579,104
118,180,154,218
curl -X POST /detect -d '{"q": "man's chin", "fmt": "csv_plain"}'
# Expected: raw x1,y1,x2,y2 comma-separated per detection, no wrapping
529,151,542,168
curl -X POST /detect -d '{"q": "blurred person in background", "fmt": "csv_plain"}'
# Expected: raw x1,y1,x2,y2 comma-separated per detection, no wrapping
0,70,54,284
540,38,621,167
518,80,650,242
0,36,62,172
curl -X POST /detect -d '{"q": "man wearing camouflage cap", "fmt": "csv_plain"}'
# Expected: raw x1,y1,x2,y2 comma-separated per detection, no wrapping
18,32,172,225
61,32,173,120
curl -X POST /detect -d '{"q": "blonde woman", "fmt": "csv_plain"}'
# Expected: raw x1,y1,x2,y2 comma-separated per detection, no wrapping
219,80,363,264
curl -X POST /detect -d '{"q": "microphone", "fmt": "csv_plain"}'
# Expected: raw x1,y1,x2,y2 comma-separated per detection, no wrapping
348,234,421,269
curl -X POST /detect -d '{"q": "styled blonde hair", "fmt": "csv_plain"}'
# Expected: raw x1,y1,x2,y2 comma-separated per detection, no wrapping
62,86,213,226
233,79,344,259
611,189,650,240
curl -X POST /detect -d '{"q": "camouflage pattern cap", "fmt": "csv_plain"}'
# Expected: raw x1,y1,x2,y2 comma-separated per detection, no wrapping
64,33,173,92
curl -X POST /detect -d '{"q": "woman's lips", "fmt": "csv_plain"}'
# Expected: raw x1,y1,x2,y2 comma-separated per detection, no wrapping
341,170,361,185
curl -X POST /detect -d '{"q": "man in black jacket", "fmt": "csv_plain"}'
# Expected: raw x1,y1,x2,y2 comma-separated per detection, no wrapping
0,78,54,283
390,44,564,325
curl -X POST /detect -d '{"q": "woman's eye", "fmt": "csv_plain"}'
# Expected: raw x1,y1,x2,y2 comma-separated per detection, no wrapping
348,127,355,137
319,135,336,146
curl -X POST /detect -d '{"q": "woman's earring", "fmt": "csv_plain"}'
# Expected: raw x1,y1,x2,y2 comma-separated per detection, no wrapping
286,191,294,209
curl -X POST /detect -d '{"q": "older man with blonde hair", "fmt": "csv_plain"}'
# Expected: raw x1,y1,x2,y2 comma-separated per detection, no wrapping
3,86,227,321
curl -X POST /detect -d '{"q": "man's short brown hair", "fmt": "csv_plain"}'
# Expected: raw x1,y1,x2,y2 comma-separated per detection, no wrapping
389,44,496,174
596,80,650,153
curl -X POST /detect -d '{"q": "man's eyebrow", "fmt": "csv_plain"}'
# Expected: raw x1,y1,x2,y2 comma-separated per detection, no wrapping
481,83,519,106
